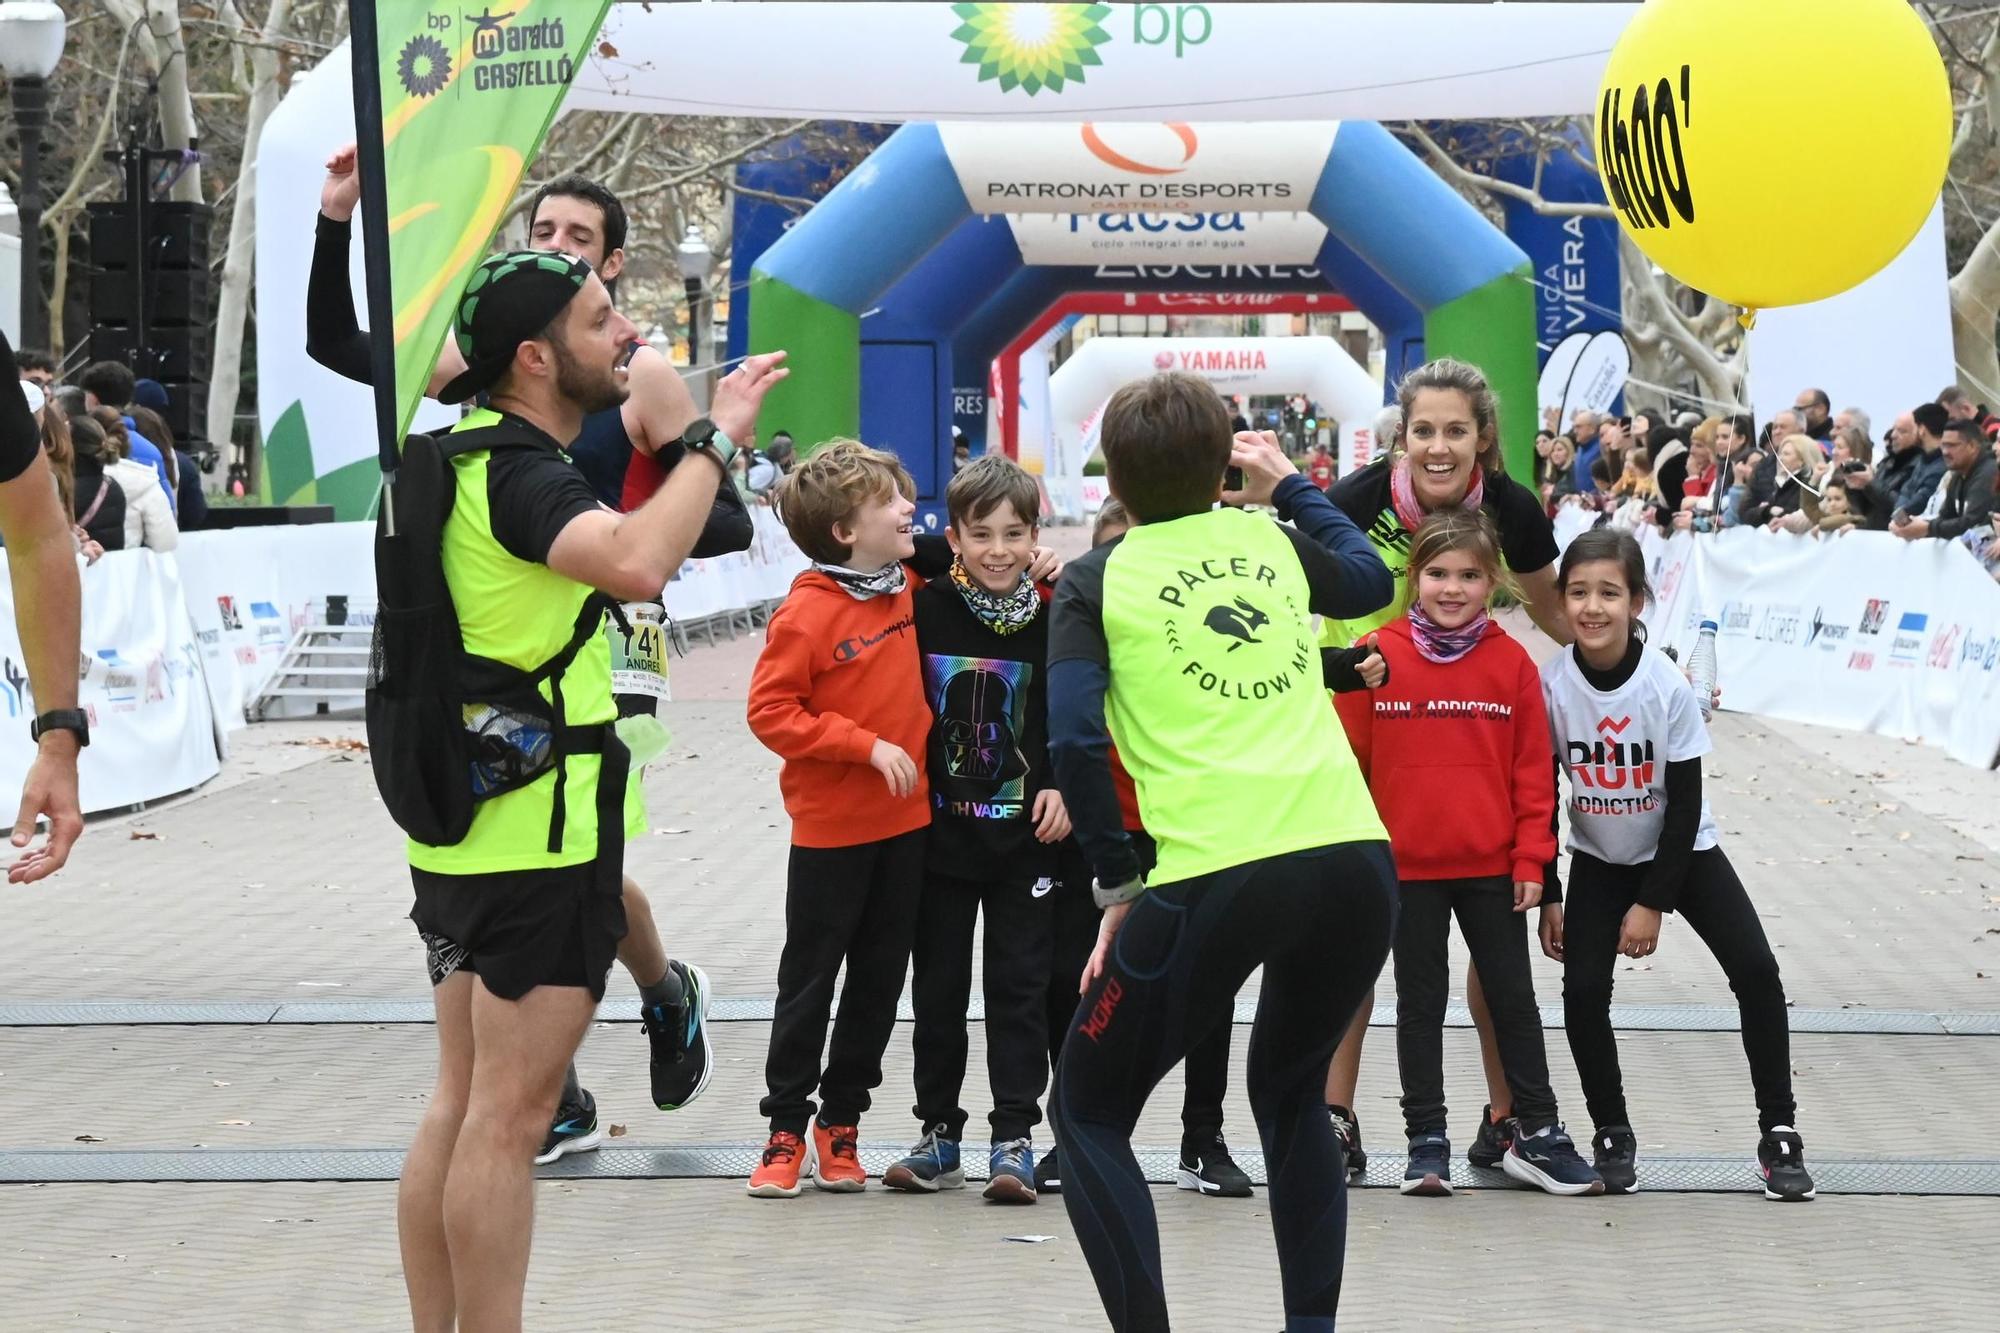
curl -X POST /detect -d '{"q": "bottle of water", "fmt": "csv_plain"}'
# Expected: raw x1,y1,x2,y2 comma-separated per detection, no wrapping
1685,619,1719,721
616,713,672,769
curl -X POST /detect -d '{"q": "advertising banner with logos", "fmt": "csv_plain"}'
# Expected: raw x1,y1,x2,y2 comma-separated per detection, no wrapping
938,121,1339,215
0,550,221,816
576,3,1638,124
1643,528,2000,771
1007,210,1330,265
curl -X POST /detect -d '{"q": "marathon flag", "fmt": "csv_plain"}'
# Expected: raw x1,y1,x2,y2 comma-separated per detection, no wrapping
349,1,612,474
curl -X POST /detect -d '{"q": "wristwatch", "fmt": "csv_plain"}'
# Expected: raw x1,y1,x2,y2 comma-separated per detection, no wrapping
30,708,90,749
1092,873,1146,910
678,417,737,473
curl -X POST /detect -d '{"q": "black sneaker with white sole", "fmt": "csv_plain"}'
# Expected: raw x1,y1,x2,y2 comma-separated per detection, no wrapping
1176,1133,1253,1198
536,1088,606,1165
1034,1144,1062,1195
1502,1123,1604,1196
1593,1124,1638,1194
1328,1105,1367,1181
642,960,714,1111
1466,1104,1517,1169
1756,1129,1817,1202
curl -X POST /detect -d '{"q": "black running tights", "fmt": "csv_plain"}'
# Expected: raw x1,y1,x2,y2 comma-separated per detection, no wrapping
1563,848,1798,1134
1052,841,1397,1333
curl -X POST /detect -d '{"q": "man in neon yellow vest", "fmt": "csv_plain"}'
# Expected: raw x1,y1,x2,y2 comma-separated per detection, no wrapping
397,250,786,1330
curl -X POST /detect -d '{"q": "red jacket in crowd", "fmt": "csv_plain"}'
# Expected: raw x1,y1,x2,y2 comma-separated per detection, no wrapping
1332,617,1557,886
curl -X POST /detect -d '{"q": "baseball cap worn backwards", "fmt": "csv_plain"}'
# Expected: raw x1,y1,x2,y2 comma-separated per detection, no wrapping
437,250,595,405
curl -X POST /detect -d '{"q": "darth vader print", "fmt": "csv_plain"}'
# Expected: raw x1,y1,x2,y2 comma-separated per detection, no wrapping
923,653,1032,812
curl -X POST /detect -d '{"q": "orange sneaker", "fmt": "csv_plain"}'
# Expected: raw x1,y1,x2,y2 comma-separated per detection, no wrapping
812,1119,867,1192
747,1130,810,1198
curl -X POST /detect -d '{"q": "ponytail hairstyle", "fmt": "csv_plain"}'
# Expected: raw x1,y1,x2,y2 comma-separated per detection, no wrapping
1557,526,1653,641
89,406,132,459
1407,508,1513,598
1394,357,1502,475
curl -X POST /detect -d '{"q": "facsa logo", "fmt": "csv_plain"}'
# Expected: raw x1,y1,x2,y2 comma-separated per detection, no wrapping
1847,651,1875,671
1889,611,1928,664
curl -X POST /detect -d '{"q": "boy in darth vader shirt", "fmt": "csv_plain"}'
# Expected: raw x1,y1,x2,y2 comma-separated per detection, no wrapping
884,456,1072,1203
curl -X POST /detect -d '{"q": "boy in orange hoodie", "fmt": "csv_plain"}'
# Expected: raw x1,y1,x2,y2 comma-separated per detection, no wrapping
745,441,934,1197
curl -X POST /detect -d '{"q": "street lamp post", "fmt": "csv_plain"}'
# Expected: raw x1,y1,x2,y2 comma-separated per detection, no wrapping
677,223,712,409
0,1,69,352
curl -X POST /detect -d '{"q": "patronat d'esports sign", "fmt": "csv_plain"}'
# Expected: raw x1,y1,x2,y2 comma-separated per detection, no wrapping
939,121,1340,214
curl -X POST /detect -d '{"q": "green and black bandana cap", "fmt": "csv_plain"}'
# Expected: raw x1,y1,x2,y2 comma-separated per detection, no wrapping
437,249,595,405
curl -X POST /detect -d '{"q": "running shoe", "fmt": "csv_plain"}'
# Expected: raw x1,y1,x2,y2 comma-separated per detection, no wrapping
1034,1144,1063,1195
985,1138,1038,1203
535,1088,606,1165
1502,1123,1605,1196
1176,1132,1254,1198
883,1126,964,1193
1466,1104,1517,1169
1593,1124,1639,1195
812,1118,867,1192
1401,1132,1453,1197
747,1130,810,1199
641,960,713,1111
1328,1105,1367,1181
1756,1129,1817,1202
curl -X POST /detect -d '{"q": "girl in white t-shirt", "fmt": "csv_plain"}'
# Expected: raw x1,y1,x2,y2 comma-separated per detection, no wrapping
1543,528,1815,1203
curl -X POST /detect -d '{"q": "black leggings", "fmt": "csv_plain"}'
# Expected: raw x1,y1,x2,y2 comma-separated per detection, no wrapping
1048,844,1233,1141
1563,848,1798,1134
1394,876,1558,1136
1052,841,1397,1333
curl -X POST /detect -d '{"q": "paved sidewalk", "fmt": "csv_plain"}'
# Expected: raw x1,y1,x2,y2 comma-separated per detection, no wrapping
1,601,1997,1328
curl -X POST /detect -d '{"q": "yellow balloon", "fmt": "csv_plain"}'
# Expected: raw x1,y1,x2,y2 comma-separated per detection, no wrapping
1596,0,1951,310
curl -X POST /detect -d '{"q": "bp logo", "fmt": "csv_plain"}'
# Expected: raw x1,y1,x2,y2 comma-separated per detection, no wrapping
950,2,1114,96
397,33,452,98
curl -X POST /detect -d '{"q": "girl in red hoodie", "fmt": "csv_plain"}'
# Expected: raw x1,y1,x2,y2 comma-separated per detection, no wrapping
1334,510,1601,1198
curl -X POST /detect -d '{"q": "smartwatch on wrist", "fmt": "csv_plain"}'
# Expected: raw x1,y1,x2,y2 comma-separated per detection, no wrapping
1092,873,1146,910
30,708,90,749
678,417,737,473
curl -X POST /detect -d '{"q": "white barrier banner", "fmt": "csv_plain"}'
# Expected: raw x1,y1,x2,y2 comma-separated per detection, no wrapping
0,549,220,815
1644,529,2000,770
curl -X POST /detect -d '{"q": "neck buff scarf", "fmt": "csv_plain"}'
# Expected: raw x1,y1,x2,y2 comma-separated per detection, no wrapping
812,560,908,601
950,555,1041,634
1389,455,1488,534
1408,598,1491,664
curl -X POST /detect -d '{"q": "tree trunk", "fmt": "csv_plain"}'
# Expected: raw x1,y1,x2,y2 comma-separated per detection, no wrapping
1950,213,2000,406
144,1,205,204
206,0,295,455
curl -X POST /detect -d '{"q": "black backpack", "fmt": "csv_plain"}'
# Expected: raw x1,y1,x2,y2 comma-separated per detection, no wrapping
366,421,622,850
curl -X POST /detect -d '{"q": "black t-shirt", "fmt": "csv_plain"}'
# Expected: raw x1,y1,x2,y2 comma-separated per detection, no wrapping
0,328,41,485
914,579,1054,881
482,432,604,565
1326,457,1560,577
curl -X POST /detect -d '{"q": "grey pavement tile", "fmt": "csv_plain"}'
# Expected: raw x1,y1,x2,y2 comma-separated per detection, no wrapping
2,1022,1992,1163
0,1182,1992,1332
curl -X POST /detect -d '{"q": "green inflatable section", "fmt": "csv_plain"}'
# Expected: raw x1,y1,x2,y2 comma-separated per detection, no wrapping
1422,268,1540,488
746,273,860,455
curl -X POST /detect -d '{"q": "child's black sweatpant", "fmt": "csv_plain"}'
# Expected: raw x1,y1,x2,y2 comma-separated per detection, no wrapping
761,829,926,1134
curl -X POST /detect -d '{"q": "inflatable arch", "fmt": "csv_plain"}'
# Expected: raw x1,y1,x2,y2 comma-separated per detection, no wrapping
749,120,1536,496
1047,336,1381,510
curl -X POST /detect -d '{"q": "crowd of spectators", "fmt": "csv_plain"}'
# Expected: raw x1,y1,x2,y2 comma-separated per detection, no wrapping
10,348,208,561
1533,383,2000,580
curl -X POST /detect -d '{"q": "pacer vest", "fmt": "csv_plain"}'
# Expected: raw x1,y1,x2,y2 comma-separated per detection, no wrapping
1097,506,1385,886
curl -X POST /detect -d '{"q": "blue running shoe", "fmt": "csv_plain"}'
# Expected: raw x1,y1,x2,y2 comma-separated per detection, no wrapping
535,1088,605,1165
642,960,713,1111
984,1137,1038,1204
1400,1132,1453,1197
882,1126,964,1193
1503,1123,1605,1196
